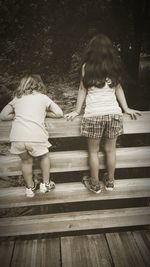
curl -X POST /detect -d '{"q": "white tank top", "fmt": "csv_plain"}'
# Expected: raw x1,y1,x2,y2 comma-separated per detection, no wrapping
84,82,122,117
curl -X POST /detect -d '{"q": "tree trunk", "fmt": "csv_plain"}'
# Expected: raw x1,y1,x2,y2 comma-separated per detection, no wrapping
131,0,149,80
112,0,148,81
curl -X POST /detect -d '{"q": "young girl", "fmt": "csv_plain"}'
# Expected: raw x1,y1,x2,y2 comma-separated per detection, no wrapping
65,34,141,193
0,75,63,197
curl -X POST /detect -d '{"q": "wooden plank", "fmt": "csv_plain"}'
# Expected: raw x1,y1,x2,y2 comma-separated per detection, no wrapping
122,111,150,134
0,240,15,267
144,230,150,244
0,178,150,209
0,111,150,142
106,232,146,267
61,234,113,267
0,146,150,177
11,238,60,267
0,207,149,237
132,231,150,266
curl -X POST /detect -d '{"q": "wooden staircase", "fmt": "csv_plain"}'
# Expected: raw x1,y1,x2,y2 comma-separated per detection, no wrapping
0,112,150,238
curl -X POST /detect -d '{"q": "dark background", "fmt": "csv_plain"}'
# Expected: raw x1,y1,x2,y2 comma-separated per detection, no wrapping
0,0,150,112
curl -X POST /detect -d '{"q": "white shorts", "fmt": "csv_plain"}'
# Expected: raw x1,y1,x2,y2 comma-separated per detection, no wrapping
10,141,51,157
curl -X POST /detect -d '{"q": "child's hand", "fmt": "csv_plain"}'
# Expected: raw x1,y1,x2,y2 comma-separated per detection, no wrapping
124,108,142,119
64,111,79,121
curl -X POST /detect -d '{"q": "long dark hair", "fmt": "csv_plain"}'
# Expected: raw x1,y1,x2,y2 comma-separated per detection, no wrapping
82,34,123,89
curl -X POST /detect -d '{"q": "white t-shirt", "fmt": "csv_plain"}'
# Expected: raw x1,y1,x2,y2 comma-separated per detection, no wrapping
84,82,122,117
9,92,53,142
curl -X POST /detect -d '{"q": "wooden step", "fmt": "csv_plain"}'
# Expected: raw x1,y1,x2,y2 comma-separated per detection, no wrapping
0,146,150,177
0,207,149,237
0,178,150,209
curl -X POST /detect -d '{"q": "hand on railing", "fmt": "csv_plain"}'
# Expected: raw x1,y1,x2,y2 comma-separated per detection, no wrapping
64,111,79,121
124,108,142,120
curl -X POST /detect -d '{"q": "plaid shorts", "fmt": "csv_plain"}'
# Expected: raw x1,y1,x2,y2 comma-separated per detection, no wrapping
81,114,123,139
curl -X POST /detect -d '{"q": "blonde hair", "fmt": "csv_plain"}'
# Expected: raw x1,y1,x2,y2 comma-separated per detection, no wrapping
14,75,47,98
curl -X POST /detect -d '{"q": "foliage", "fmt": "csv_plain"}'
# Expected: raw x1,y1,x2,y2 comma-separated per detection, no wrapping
0,0,149,111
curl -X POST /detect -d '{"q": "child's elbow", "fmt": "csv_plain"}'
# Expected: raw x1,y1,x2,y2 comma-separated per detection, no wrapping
56,110,63,118
0,113,7,121
0,112,14,121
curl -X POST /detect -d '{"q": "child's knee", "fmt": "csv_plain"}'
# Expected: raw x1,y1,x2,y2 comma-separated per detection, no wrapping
104,143,115,153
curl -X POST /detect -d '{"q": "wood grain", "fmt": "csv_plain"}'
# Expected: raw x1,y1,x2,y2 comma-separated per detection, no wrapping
0,111,150,142
0,240,15,267
132,231,150,266
0,146,150,177
11,238,60,267
0,178,149,209
0,207,149,237
106,232,147,267
61,234,113,267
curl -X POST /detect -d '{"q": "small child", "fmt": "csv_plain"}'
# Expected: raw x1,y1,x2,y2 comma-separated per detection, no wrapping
65,34,141,193
0,75,63,197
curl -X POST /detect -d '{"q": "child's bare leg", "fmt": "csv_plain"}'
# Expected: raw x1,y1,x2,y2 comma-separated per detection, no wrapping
87,138,101,185
104,138,117,180
40,153,50,184
19,152,34,188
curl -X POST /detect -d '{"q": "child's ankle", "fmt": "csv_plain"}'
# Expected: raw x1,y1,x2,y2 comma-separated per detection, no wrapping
90,178,99,186
42,180,49,185
26,182,35,189
108,177,114,182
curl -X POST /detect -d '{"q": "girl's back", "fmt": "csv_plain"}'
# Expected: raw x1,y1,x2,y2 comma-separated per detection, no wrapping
8,75,53,143
84,81,122,117
10,92,52,142
11,92,50,122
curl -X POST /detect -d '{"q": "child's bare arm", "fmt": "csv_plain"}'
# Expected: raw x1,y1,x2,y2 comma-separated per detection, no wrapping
0,104,15,121
46,102,63,118
65,81,87,120
115,84,142,119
